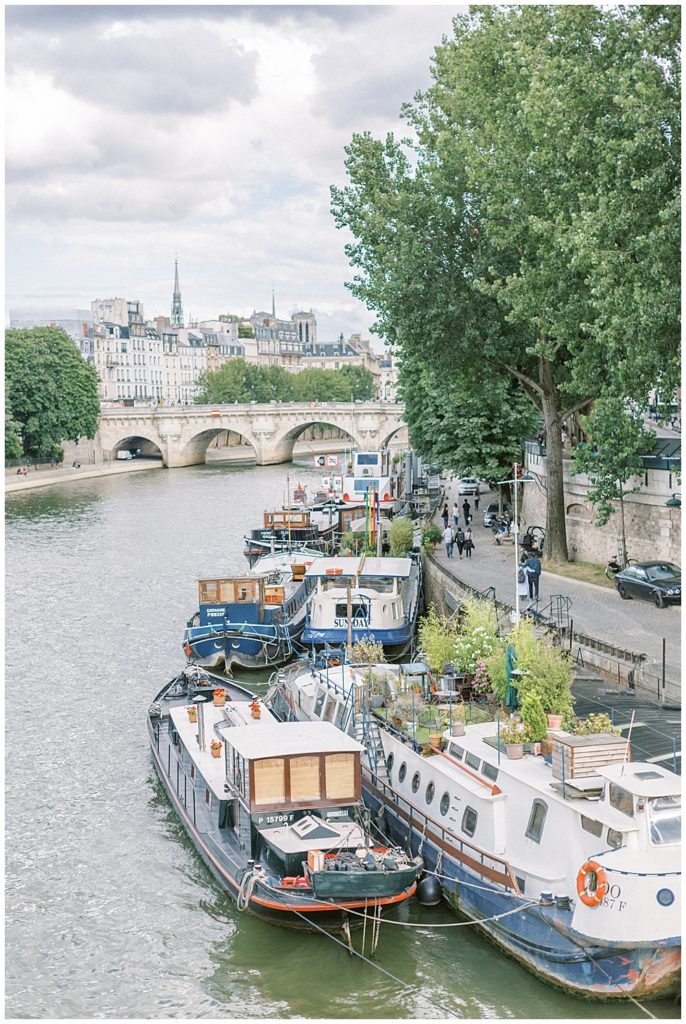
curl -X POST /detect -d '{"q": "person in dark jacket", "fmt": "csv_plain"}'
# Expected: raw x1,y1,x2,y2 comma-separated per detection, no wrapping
463,527,475,558
455,527,465,558
524,553,542,600
462,499,471,523
442,504,449,529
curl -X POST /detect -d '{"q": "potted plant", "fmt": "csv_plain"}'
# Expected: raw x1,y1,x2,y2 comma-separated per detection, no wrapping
391,694,419,731
421,521,442,551
447,702,467,736
187,705,198,723
388,517,414,556
213,688,226,707
210,739,223,758
573,712,623,736
418,704,447,748
249,699,262,720
499,717,527,759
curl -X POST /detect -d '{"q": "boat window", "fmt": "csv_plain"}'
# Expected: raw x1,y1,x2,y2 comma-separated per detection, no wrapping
482,762,499,783
357,453,379,466
334,603,369,622
461,807,477,837
290,755,321,802
322,698,336,723
333,702,345,728
426,781,435,804
609,784,634,817
411,771,421,793
647,797,681,847
440,792,450,816
253,757,286,806
525,800,547,843
313,689,327,718
465,752,481,771
449,744,464,760
324,753,356,800
399,762,407,783
580,815,603,837
607,828,623,850
386,752,394,777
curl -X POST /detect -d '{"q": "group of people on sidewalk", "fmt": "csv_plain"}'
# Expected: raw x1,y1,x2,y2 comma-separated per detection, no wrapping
441,503,476,560
518,552,542,601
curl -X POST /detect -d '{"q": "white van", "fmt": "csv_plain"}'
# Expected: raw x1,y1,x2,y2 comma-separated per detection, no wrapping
116,450,133,460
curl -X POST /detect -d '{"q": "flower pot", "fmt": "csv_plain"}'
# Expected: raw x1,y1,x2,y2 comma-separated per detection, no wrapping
251,707,261,719
546,714,564,730
506,743,524,760
213,690,226,707
451,722,466,737
187,708,197,723
391,715,403,729
210,745,222,758
530,742,542,756
428,732,443,748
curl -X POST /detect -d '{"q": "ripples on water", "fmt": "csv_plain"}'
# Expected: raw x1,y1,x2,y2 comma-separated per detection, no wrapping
5,463,679,1018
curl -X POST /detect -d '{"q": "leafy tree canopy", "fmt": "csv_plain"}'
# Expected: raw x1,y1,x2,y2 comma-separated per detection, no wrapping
331,4,680,561
196,358,376,404
5,327,100,459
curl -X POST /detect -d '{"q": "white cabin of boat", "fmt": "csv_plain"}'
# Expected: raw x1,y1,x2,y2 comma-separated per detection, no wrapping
305,555,413,630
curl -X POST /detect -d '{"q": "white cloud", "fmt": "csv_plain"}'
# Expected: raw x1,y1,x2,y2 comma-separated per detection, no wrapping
5,5,460,340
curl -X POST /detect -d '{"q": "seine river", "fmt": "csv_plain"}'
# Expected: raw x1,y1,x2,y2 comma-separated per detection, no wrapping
5,462,679,1019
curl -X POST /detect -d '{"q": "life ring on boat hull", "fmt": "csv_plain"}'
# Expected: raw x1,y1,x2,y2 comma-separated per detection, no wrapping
576,859,608,906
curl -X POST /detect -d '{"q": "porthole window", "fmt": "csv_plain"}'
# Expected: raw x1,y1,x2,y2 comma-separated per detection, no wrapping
425,781,435,804
386,752,394,777
440,792,450,816
398,762,407,783
462,806,477,837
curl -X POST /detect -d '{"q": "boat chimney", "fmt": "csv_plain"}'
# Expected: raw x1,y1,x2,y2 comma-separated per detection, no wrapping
196,694,208,751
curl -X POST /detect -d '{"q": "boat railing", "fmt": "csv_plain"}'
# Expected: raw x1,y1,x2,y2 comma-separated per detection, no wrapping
366,763,521,895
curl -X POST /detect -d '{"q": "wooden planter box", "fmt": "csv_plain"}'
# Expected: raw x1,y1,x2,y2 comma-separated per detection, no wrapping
551,733,629,781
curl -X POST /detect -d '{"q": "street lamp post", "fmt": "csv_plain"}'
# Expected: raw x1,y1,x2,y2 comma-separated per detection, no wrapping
496,464,536,624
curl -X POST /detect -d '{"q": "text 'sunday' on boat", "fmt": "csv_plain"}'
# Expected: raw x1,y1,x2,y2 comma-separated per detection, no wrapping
267,658,681,999
148,667,421,933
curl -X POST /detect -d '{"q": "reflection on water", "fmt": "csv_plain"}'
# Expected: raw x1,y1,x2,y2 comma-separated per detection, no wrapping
5,462,680,1019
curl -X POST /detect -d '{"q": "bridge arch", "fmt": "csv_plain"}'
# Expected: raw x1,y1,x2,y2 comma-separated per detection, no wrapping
270,419,361,464
380,423,410,450
180,427,258,465
108,434,164,461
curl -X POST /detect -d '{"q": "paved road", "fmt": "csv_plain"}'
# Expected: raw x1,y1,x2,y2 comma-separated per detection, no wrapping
432,482,681,679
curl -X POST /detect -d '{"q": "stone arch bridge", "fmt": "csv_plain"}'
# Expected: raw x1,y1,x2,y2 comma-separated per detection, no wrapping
98,402,406,468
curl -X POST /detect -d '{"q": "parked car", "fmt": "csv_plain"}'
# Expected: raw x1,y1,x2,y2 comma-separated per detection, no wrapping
116,450,133,460
458,476,480,496
483,502,511,528
614,561,681,608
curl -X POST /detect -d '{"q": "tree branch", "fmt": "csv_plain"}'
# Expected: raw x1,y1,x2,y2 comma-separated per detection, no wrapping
499,361,544,402
560,396,595,421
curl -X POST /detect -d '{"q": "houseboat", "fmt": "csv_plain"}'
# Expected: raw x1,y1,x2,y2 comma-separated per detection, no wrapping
300,555,422,660
340,449,405,513
243,510,336,567
268,659,681,999
147,668,421,933
183,552,317,673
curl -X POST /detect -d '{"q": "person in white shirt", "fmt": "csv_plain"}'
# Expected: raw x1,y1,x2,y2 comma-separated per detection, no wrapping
443,524,454,557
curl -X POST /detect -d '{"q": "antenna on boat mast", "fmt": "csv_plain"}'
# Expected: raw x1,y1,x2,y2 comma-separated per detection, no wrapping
621,709,636,775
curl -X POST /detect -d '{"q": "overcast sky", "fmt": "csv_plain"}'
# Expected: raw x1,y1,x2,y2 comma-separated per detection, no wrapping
6,3,461,345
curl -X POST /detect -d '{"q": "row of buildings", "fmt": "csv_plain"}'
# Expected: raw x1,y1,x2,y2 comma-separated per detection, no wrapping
9,262,397,406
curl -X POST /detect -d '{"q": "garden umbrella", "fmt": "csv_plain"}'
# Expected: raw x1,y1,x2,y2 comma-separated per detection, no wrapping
505,643,520,709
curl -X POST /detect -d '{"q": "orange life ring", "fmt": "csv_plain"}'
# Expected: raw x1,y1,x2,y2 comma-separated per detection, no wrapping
576,860,608,907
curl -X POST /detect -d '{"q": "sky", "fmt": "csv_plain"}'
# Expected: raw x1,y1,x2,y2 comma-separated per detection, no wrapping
5,2,462,346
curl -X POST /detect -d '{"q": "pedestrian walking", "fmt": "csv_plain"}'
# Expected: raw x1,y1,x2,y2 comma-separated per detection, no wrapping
452,502,460,528
463,526,475,558
443,524,454,558
524,552,542,600
455,527,465,558
462,499,471,524
517,558,530,606
474,490,480,512
442,503,449,530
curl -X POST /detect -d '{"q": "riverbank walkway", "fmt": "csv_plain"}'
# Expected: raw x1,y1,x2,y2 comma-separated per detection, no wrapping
430,479,681,695
5,458,163,493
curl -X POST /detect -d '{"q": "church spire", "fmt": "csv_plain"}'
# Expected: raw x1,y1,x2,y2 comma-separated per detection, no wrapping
171,256,183,327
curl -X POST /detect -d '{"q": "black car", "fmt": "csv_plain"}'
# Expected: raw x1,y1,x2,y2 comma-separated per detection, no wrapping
614,561,681,608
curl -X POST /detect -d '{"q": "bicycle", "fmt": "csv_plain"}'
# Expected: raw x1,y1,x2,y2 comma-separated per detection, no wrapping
604,553,637,580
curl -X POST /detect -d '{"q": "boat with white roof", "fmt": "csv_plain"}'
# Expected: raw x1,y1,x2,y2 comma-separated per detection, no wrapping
268,658,681,998
147,666,421,933
300,554,422,659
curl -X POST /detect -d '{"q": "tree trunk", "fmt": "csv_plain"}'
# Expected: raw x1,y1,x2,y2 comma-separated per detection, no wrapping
539,358,569,563
618,490,628,565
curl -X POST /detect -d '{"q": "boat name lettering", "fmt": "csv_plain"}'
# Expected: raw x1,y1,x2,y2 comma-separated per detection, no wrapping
206,609,225,618
334,616,369,628
254,813,291,825
601,896,627,912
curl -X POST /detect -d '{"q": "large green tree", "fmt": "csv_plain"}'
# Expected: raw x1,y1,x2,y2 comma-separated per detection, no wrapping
331,5,680,561
5,327,100,459
196,358,375,405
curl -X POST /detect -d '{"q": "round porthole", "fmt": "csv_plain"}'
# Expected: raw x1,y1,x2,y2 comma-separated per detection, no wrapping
426,781,435,804
656,888,675,907
398,762,407,783
411,771,421,793
440,792,450,816
386,752,394,776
